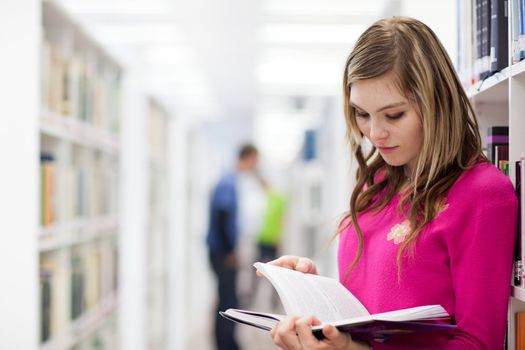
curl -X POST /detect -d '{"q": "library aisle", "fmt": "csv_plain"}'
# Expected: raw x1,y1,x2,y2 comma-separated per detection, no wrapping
2,0,525,349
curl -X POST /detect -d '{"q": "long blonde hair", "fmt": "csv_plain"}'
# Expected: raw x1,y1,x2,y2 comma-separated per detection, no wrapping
342,17,486,276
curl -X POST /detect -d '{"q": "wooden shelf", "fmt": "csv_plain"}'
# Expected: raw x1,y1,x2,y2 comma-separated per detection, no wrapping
39,216,118,252
40,291,118,350
40,109,119,156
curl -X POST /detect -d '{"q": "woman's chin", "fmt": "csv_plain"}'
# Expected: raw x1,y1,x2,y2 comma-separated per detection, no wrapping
380,157,405,167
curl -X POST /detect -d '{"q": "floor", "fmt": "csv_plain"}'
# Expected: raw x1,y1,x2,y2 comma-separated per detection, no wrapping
187,269,283,350
237,277,284,350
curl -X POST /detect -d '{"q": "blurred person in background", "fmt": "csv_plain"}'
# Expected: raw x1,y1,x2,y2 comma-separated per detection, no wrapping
236,166,268,309
206,143,259,350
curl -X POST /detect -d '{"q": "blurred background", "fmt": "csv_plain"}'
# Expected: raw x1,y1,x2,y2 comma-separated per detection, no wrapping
0,0,458,349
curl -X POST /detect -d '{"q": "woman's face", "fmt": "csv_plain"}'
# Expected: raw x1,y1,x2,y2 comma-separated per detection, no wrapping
350,73,423,175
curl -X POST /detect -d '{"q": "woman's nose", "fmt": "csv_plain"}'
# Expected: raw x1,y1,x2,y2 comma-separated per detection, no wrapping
369,118,388,142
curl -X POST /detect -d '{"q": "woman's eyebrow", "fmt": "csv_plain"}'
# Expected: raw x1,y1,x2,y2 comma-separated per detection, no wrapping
351,101,407,113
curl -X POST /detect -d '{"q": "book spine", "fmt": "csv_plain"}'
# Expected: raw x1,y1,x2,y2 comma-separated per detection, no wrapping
521,156,525,289
516,311,525,349
515,160,522,285
40,269,52,342
481,0,492,78
513,0,521,62
516,0,525,61
40,154,56,226
491,0,510,72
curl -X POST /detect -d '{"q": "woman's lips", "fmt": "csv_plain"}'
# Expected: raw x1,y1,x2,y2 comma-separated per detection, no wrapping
377,146,398,154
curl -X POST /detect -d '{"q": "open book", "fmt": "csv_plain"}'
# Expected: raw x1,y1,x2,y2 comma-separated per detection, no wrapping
220,262,456,341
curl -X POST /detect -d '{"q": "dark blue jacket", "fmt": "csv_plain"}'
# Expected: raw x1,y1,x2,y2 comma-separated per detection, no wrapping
206,172,238,254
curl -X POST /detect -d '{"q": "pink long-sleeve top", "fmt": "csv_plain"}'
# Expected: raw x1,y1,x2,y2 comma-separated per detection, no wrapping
338,162,518,349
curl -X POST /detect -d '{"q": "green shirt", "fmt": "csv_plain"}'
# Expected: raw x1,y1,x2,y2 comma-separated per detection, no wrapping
258,191,287,246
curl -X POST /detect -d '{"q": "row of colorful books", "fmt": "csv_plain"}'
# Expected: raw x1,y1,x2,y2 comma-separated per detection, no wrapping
40,152,118,226
457,0,525,88
41,2,121,134
40,239,118,343
487,126,509,174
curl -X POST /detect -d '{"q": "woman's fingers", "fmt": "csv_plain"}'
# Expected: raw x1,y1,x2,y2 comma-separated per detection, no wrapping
294,316,320,348
296,316,353,350
321,324,352,348
267,255,318,274
272,316,302,350
256,256,299,277
271,315,355,350
295,257,317,274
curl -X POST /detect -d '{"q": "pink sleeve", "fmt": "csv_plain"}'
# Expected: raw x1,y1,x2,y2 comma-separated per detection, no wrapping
371,191,517,349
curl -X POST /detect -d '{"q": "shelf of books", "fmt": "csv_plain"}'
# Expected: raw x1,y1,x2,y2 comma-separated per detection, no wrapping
146,99,170,350
39,1,121,349
458,0,525,348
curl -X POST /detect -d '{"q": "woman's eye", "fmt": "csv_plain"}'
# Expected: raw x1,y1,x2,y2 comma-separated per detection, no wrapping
386,112,405,120
356,111,369,118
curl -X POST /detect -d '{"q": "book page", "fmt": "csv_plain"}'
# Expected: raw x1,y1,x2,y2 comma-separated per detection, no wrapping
370,305,448,322
254,262,370,323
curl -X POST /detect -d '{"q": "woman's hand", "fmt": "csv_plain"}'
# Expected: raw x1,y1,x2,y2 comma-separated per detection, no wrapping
270,315,370,350
259,255,318,276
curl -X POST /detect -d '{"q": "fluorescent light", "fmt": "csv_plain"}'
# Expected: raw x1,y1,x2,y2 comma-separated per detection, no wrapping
142,45,195,65
257,62,342,85
146,80,214,97
58,0,175,16
91,23,185,45
259,23,365,45
145,66,209,85
262,0,386,16
257,47,348,86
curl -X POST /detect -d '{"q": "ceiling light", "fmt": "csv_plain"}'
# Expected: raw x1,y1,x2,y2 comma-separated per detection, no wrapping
262,0,386,16
259,23,365,45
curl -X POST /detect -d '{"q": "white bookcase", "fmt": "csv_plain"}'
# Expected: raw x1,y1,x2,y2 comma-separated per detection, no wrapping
459,0,525,347
38,1,121,349
0,1,184,349
468,59,525,350
507,59,525,350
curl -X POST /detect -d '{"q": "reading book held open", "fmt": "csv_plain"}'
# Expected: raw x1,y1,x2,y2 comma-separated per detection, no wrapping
220,262,456,341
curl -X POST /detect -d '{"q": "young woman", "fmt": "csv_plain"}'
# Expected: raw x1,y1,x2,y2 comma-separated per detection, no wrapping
268,17,518,349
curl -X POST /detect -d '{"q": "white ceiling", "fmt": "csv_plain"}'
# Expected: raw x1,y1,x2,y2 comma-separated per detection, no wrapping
57,0,396,122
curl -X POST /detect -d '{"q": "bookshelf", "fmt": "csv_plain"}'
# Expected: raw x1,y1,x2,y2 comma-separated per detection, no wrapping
39,1,121,349
509,52,525,350
457,0,525,348
0,1,178,348
146,99,170,350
